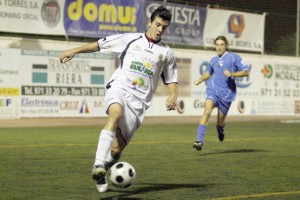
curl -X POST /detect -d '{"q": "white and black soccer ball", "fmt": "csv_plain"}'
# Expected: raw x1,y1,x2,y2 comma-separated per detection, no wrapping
109,162,136,188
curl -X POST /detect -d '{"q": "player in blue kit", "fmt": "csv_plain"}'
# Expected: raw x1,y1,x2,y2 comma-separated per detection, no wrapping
193,35,249,151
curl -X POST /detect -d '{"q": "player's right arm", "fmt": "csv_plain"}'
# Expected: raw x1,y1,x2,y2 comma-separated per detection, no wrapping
59,41,99,63
194,72,211,85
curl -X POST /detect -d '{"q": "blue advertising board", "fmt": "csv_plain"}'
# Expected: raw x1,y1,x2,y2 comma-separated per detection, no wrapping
64,0,144,38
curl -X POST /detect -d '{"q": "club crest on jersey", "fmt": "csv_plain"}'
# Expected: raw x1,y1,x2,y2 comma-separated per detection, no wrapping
218,61,224,67
158,54,163,61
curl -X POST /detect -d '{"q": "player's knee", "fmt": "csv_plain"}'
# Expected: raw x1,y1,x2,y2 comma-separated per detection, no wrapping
203,109,212,117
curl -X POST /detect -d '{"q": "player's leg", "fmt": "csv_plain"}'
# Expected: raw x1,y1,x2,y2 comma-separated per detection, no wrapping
216,100,231,142
104,91,144,169
93,91,144,192
193,99,215,151
92,103,123,192
104,128,126,170
104,109,140,171
92,88,125,192
94,103,122,167
216,108,226,141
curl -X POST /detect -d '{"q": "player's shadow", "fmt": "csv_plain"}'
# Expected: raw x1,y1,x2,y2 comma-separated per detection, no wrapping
198,148,269,156
98,182,214,199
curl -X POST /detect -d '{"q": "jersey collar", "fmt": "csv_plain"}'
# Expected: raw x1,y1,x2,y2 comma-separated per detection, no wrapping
144,33,161,44
219,51,228,59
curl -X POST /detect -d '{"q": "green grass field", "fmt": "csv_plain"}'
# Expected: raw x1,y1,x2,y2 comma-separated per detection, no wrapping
0,120,299,200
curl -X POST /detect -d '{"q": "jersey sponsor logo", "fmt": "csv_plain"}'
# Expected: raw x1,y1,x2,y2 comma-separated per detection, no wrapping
228,14,245,38
132,77,145,90
130,61,153,76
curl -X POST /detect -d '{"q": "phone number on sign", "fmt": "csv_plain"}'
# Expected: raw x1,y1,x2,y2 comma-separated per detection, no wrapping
21,86,105,96
261,88,300,97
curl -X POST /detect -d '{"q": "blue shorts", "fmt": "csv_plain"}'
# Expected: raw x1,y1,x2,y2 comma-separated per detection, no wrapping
206,90,232,115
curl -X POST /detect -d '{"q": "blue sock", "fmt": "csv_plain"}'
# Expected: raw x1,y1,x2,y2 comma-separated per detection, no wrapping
196,125,207,143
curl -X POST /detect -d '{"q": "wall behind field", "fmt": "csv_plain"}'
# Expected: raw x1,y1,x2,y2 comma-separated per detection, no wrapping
0,38,299,118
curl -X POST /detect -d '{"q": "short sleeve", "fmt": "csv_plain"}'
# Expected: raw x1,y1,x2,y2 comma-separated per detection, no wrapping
234,54,249,71
162,50,178,84
98,34,130,54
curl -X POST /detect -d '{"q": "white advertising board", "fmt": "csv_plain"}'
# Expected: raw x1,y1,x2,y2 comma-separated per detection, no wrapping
1,38,299,118
19,49,115,117
203,8,265,52
0,0,65,35
0,49,21,118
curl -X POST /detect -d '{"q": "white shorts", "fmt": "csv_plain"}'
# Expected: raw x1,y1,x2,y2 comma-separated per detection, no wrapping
105,87,145,144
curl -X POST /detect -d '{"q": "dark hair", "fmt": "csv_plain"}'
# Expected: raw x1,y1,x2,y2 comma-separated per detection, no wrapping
214,36,228,45
214,35,229,50
150,6,172,22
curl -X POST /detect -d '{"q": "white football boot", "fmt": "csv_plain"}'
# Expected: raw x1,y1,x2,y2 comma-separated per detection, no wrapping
92,165,108,192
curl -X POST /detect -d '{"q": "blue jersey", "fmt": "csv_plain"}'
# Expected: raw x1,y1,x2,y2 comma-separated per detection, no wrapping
206,51,249,102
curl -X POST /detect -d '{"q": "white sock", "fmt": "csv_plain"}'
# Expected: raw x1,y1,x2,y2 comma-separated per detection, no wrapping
94,130,115,167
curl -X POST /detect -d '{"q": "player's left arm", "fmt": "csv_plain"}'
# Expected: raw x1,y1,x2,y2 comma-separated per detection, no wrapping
166,83,178,111
224,54,249,78
224,69,249,78
163,50,178,111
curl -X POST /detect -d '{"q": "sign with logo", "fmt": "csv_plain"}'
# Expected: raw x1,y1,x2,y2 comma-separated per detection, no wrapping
203,8,265,52
20,49,114,96
145,1,207,46
0,0,65,35
19,49,114,117
64,0,143,38
0,49,21,118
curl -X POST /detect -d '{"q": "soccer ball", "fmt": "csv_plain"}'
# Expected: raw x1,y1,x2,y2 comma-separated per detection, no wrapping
109,162,136,188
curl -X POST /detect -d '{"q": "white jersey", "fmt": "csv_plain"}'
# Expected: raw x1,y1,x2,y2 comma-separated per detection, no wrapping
98,33,178,109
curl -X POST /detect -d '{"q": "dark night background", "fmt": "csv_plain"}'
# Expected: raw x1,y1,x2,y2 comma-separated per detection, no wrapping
153,0,297,56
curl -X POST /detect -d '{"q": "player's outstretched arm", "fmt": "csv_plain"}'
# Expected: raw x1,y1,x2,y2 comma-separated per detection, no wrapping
194,72,211,85
165,83,178,111
59,41,99,63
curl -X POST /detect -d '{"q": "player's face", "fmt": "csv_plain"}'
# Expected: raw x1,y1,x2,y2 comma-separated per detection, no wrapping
146,16,170,41
215,39,227,56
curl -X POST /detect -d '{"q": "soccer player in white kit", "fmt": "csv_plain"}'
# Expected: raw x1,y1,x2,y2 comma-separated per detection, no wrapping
59,6,178,192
